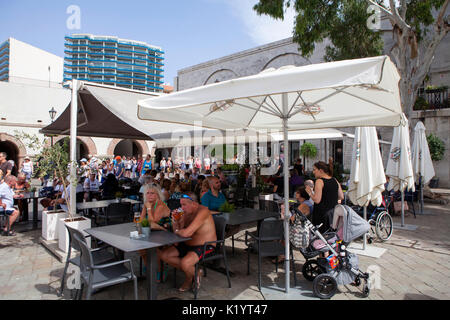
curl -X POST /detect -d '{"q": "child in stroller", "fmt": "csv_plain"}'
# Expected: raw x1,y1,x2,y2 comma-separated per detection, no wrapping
290,204,371,299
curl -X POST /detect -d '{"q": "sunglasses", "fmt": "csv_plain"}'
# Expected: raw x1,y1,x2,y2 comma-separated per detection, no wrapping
181,194,194,201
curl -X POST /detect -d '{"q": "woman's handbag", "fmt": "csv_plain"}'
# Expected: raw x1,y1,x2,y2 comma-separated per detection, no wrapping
289,215,310,248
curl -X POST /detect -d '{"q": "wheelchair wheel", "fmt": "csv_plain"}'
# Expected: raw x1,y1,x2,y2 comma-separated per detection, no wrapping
312,274,338,299
302,259,326,281
375,211,393,241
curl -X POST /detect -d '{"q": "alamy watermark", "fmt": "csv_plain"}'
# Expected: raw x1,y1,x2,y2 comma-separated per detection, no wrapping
367,4,382,31
66,5,81,30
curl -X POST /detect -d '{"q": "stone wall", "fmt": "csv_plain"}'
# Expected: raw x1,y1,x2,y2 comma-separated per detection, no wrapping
411,109,450,188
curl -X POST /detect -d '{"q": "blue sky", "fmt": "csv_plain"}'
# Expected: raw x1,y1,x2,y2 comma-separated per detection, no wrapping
0,0,295,86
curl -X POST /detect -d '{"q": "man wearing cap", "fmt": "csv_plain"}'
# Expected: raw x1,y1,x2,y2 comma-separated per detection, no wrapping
83,172,101,201
114,156,124,179
79,158,89,178
20,156,34,181
159,192,217,292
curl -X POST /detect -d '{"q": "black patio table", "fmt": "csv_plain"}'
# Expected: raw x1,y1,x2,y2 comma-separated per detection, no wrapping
85,222,190,300
220,207,279,227
19,192,45,230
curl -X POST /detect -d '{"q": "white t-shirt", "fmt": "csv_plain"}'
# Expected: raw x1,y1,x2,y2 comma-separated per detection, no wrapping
83,178,100,192
0,182,15,210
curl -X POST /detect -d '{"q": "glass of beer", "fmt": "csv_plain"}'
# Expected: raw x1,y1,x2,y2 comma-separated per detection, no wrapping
134,212,141,224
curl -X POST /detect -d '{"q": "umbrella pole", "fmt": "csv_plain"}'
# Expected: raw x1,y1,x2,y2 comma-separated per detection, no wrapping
69,79,78,218
282,93,290,294
363,206,367,250
420,177,424,214
401,190,405,227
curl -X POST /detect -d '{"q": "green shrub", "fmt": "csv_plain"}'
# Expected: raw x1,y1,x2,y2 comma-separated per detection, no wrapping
300,142,317,158
219,201,235,213
427,134,445,161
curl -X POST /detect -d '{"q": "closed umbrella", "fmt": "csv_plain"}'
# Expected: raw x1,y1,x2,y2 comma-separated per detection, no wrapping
385,114,415,227
138,56,403,293
411,121,435,214
347,126,386,250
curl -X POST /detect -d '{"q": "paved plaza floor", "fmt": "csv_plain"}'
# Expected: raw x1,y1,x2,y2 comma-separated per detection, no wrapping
1,201,449,300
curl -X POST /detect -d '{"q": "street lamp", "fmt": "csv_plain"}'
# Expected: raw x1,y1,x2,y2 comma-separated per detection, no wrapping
49,107,57,146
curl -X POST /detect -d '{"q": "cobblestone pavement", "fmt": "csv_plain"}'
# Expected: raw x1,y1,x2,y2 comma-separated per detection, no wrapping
1,202,449,300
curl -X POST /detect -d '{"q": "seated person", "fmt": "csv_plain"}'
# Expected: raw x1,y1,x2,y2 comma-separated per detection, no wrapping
99,173,119,200
14,173,30,220
83,173,101,201
200,176,226,213
139,185,171,282
159,192,217,292
0,175,23,236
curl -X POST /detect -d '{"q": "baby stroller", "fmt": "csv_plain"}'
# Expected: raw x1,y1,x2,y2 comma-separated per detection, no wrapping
292,204,371,299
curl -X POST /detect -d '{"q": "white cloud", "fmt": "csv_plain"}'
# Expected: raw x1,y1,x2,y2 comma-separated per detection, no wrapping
225,0,295,45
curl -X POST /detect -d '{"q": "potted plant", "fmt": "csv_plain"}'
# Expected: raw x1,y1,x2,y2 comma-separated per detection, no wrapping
140,218,150,237
219,201,235,213
300,142,317,172
426,133,445,188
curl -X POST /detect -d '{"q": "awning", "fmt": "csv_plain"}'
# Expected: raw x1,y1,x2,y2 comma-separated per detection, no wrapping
40,82,194,140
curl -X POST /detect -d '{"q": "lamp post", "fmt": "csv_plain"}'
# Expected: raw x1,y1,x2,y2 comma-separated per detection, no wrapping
49,107,57,146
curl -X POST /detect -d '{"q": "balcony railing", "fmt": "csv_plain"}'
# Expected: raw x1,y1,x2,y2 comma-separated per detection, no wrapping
414,87,449,110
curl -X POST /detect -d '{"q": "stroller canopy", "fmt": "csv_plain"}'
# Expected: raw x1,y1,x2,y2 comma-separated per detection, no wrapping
334,205,370,243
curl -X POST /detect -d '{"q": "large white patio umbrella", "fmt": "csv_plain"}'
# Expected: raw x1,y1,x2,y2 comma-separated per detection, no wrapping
137,55,403,293
385,114,415,227
347,127,386,251
411,121,435,214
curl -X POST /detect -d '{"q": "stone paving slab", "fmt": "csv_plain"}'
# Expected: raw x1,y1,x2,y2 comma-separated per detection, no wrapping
0,202,449,300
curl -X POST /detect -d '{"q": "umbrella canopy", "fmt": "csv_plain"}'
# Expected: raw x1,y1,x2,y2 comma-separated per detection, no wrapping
386,114,415,192
137,55,403,294
137,56,402,131
411,121,435,185
347,127,386,207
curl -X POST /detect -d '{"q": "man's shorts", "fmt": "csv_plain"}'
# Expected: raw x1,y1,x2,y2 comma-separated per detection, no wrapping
0,209,15,216
176,242,216,260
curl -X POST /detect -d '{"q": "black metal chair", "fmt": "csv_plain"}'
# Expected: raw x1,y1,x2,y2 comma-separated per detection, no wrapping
59,225,116,297
0,207,10,235
193,214,232,299
96,202,132,226
259,199,280,213
245,218,286,290
73,232,138,300
246,188,260,208
233,188,246,208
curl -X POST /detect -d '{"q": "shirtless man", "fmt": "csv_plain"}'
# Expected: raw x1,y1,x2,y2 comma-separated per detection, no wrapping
159,192,217,292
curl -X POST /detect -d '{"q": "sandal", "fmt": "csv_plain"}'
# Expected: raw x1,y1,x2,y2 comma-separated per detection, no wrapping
178,283,192,293
3,230,16,236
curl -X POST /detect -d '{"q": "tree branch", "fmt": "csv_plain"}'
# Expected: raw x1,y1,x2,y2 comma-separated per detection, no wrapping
388,0,411,31
435,0,449,32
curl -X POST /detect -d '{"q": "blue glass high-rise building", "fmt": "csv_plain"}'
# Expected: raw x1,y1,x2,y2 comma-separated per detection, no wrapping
64,34,164,92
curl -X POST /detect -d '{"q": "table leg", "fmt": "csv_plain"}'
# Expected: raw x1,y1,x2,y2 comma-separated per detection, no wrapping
33,198,39,229
22,199,29,221
146,248,157,300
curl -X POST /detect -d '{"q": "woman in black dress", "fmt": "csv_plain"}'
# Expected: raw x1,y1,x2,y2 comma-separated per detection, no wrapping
305,161,344,233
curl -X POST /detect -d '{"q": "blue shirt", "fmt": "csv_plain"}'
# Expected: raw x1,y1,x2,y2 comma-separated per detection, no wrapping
201,190,226,211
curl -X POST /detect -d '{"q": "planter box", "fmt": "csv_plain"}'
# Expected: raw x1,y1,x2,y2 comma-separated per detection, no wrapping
42,210,68,241
58,215,91,253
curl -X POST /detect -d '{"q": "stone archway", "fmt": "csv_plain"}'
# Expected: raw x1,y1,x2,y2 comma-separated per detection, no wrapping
0,132,27,173
261,52,311,71
51,136,97,159
107,139,150,158
203,69,239,85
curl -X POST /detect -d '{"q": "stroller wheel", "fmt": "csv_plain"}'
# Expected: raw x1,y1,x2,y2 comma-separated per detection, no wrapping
302,259,325,281
362,282,370,298
312,274,337,299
